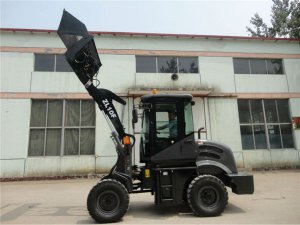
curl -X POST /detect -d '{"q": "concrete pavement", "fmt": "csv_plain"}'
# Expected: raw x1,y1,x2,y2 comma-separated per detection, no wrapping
1,170,300,224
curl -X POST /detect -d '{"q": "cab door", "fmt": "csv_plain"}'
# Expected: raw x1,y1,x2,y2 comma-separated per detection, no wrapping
154,102,179,154
151,101,196,164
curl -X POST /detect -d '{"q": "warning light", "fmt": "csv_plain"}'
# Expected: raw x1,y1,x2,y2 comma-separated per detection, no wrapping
152,89,158,94
123,136,131,145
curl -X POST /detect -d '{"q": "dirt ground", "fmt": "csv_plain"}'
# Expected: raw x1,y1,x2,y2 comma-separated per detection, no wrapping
1,170,300,224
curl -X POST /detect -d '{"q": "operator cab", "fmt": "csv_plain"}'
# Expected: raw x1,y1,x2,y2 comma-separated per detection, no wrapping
139,94,197,166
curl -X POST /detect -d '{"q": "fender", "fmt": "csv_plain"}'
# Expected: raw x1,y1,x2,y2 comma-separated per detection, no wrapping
196,140,238,173
196,160,232,174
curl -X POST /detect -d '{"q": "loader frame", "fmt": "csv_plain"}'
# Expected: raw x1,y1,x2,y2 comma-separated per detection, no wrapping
57,10,254,223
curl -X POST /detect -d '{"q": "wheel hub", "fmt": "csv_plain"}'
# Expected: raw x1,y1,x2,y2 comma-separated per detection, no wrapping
198,186,219,207
98,191,120,213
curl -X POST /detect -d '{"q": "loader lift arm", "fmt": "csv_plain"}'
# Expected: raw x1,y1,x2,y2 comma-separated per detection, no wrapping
57,10,134,190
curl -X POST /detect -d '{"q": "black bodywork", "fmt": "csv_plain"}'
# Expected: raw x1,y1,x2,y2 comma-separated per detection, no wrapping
57,10,254,222
138,94,254,205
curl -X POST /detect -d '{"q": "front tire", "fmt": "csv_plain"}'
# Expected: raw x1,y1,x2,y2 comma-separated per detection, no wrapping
187,175,228,217
87,179,129,223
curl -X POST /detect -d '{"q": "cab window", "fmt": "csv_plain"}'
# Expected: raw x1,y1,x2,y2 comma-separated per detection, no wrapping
141,110,150,156
184,101,194,136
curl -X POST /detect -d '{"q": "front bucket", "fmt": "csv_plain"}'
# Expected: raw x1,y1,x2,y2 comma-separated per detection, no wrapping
57,10,101,84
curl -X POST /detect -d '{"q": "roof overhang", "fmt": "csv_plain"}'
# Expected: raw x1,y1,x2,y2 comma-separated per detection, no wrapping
128,88,213,97
1,28,300,42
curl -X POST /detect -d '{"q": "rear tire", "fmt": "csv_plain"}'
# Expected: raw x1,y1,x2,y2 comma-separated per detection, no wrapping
187,175,228,217
87,179,129,223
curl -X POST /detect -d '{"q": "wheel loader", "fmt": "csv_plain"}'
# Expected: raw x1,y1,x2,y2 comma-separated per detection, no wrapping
57,10,254,223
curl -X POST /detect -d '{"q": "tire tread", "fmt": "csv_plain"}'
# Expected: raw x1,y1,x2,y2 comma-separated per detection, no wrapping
187,175,228,217
87,179,129,223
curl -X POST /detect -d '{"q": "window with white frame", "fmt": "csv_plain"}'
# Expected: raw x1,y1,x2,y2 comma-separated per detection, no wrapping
136,56,198,73
238,99,294,150
34,54,73,72
28,99,95,156
233,58,284,75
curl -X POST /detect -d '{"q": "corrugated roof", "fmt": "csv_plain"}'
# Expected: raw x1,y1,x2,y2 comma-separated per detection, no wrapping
1,28,300,42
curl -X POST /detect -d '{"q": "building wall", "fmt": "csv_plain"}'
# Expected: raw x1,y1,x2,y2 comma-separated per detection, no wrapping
1,99,30,177
1,31,300,177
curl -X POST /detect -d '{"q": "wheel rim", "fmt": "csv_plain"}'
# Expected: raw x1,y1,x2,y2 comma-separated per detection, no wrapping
197,185,219,208
97,190,120,215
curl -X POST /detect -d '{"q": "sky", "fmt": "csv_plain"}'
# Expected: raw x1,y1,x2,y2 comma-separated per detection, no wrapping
1,0,273,37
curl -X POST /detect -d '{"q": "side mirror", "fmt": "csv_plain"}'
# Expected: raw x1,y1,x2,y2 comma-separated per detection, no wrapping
132,109,138,127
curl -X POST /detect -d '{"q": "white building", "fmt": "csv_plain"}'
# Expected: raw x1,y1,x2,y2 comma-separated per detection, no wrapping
1,28,300,178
